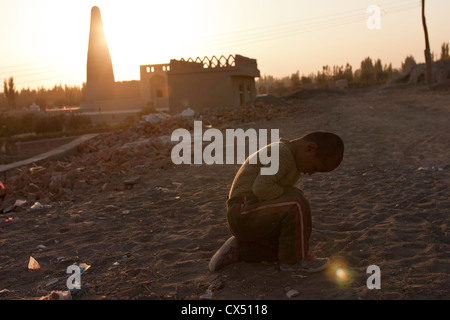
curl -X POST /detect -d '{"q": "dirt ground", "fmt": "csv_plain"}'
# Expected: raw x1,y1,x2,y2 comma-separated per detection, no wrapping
0,83,449,301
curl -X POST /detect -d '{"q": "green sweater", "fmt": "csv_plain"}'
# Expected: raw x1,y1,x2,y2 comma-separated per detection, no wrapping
229,138,301,202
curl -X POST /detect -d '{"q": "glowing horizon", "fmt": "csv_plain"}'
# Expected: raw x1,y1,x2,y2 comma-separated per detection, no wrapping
0,0,449,91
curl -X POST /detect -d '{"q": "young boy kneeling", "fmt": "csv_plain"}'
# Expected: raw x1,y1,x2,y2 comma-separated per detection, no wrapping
209,132,344,273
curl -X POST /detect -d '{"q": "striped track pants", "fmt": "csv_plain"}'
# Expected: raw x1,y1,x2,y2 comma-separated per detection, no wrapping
226,188,312,265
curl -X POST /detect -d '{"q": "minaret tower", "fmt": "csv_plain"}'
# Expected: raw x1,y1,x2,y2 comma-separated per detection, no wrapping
85,6,115,103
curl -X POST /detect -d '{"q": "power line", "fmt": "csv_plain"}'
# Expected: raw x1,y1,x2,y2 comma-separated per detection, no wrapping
190,0,420,53
14,73,81,87
0,61,72,80
0,61,47,72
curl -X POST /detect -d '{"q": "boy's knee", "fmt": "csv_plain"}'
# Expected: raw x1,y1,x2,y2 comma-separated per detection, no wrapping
281,187,311,214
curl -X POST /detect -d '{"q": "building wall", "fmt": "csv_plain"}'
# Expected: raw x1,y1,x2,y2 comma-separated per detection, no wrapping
167,55,260,114
140,64,170,111
168,70,235,114
115,80,141,99
231,76,257,107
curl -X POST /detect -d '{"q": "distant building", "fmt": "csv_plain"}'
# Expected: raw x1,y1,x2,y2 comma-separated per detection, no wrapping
139,63,171,111
81,7,260,115
141,55,261,113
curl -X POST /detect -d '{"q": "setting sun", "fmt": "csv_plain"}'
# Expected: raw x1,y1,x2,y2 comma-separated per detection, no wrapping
100,1,204,82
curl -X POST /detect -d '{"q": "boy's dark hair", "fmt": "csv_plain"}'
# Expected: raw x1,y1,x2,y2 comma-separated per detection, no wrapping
303,132,344,165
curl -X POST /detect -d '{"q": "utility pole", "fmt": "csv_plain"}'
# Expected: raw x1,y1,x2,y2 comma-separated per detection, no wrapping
422,0,433,85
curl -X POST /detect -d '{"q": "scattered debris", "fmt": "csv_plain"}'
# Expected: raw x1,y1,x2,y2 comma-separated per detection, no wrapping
286,289,300,298
176,107,195,118
254,94,290,107
199,289,213,300
78,262,91,273
29,202,52,211
14,199,27,207
141,112,171,123
291,274,307,279
28,256,40,270
45,279,58,287
124,177,140,189
0,289,14,296
29,166,45,174
2,199,26,213
39,290,72,300
417,166,444,171
0,104,294,213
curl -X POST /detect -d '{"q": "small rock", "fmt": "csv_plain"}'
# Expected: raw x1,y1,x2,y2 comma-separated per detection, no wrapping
28,256,40,270
29,183,40,192
124,177,140,189
45,279,58,287
29,202,51,211
14,199,27,207
199,290,213,300
30,202,43,210
3,204,16,214
105,205,119,211
286,289,300,298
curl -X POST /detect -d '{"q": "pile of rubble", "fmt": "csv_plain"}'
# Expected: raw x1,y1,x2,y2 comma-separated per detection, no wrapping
387,60,450,87
0,103,297,213
200,103,295,128
254,94,291,107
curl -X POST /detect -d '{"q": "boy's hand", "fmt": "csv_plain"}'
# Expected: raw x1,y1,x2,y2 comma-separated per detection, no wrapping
244,195,259,206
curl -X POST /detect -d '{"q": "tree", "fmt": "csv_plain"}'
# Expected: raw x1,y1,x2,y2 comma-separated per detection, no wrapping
2,80,7,100
383,63,394,79
360,57,375,83
401,55,416,72
421,0,432,85
374,59,384,81
301,75,313,85
290,71,301,91
343,63,353,83
3,77,17,109
440,42,449,60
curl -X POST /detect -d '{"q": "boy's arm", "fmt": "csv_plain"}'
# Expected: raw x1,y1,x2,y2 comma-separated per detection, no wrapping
252,145,296,202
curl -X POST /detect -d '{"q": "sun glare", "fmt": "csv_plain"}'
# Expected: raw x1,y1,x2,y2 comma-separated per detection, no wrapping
326,258,354,288
335,268,349,282
98,2,202,82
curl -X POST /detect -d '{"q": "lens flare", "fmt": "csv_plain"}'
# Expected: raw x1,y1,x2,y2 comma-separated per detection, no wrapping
326,258,354,288
335,268,349,282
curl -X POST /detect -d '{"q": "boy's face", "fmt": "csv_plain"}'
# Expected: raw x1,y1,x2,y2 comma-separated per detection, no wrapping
298,142,339,175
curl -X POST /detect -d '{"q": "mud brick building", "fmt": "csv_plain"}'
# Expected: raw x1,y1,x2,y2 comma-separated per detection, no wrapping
82,6,260,114
140,55,261,114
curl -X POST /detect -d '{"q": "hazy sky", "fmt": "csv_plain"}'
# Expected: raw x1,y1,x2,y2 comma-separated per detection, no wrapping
0,0,448,91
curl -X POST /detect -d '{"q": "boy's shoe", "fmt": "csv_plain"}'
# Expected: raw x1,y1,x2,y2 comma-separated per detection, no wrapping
209,236,240,272
280,255,330,273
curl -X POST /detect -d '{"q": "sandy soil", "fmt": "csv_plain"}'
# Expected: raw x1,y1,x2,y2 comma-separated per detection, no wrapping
0,83,449,301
